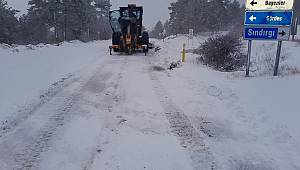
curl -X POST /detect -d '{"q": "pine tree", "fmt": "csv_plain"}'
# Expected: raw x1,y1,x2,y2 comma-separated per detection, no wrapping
58,0,111,41
168,0,189,35
25,0,50,43
19,0,111,43
150,21,164,39
94,0,110,18
48,0,64,42
92,0,112,40
166,0,243,35
0,0,19,44
185,0,208,32
226,0,244,26
206,0,229,33
63,0,89,41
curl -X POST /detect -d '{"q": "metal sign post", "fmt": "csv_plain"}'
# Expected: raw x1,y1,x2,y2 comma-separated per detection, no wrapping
292,17,298,41
243,0,294,77
295,17,298,35
246,40,252,77
274,41,283,76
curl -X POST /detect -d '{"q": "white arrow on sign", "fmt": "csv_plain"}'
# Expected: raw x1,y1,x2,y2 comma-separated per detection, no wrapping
249,15,257,22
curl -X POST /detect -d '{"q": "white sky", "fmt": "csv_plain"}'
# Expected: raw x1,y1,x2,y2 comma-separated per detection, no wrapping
6,0,28,16
6,0,176,29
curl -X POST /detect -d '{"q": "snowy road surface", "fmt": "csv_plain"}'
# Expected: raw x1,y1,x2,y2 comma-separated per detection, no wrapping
0,42,194,170
1,36,300,170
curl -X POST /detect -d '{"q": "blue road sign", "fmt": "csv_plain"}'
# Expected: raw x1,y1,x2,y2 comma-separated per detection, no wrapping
245,11,293,26
244,27,290,40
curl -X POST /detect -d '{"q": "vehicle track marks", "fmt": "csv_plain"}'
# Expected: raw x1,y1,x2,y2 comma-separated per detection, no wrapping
0,60,111,169
82,57,128,170
0,74,77,139
147,58,217,170
15,92,79,169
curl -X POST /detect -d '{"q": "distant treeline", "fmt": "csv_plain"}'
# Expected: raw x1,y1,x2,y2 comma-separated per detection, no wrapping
150,0,300,38
1,0,300,44
0,0,112,45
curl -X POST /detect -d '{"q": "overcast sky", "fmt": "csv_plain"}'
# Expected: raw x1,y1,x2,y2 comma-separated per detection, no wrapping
6,0,176,29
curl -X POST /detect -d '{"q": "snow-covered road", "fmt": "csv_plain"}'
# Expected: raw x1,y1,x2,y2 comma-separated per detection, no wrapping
0,42,194,170
1,36,300,170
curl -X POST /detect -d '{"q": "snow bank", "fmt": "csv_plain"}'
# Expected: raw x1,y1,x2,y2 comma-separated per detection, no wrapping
155,33,300,76
0,41,109,124
151,34,300,169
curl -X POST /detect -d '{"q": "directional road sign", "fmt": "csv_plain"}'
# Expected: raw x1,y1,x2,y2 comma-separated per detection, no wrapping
245,11,293,26
246,0,294,11
244,27,290,41
244,0,294,76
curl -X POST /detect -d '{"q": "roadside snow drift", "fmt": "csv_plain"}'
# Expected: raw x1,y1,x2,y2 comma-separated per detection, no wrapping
153,34,300,169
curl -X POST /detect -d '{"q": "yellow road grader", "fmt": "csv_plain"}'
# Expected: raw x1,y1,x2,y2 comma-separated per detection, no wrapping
109,4,153,56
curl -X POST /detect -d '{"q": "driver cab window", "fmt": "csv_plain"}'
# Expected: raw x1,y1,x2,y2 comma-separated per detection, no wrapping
109,11,122,32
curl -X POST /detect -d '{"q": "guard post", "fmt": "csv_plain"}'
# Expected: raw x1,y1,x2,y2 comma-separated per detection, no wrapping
182,43,186,63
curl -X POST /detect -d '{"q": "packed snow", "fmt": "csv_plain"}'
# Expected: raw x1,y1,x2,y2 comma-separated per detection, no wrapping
1,32,300,170
153,33,300,169
0,41,109,128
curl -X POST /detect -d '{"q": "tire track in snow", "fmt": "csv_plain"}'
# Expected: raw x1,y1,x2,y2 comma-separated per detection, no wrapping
147,58,216,170
0,55,105,139
15,93,78,169
21,70,114,170
0,74,77,139
0,60,112,170
82,56,128,170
